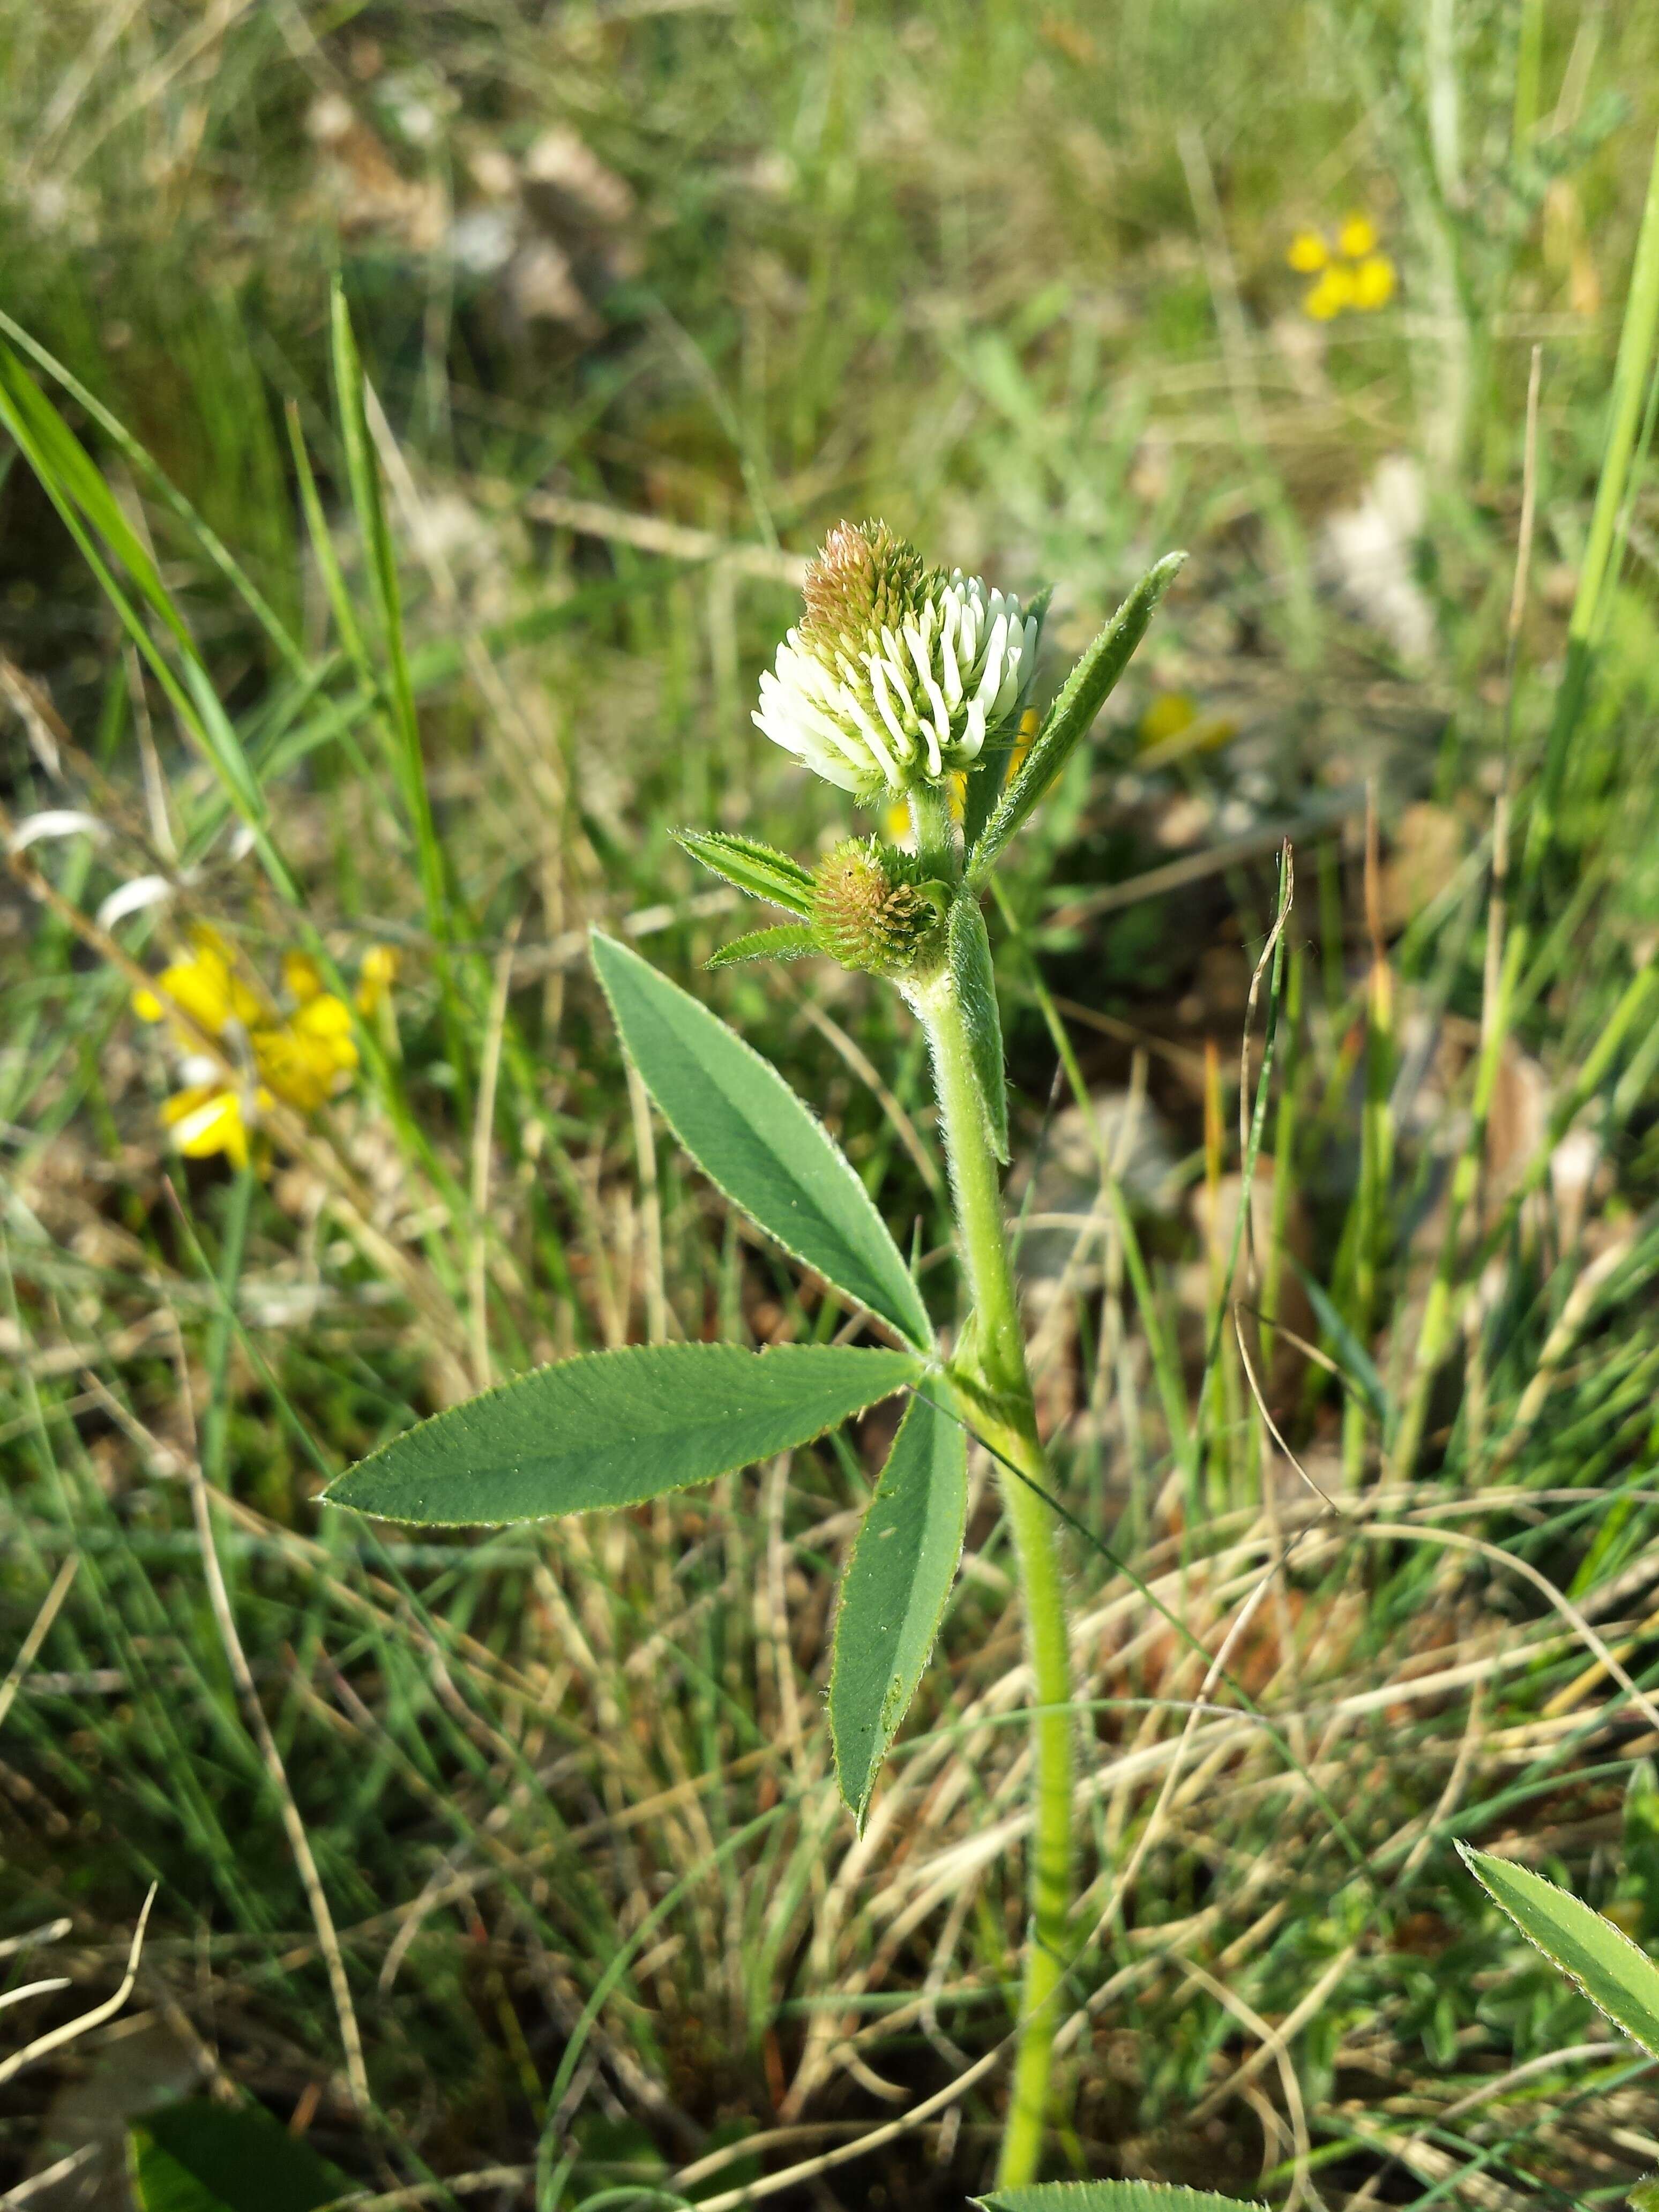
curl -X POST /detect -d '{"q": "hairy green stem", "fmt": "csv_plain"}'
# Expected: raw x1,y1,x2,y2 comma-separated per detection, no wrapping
909,780,959,883
916,962,1074,2188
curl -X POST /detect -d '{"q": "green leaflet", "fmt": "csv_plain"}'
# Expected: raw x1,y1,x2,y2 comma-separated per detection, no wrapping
673,827,816,917
976,2187,1264,2212
130,2102,344,2212
948,894,1009,1163
1459,1842,1659,2058
968,551,1185,887
829,1385,968,1826
324,1343,923,1526
707,924,818,968
592,930,933,1349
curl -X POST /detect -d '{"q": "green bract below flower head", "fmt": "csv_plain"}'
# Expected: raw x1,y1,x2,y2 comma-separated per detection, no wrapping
754,519,1041,798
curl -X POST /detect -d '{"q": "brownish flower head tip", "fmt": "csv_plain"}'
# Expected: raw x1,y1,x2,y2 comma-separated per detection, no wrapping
799,519,930,652
812,839,943,976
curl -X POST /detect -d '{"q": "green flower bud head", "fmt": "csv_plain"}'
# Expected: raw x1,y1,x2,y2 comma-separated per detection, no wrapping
811,840,946,977
755,519,1041,798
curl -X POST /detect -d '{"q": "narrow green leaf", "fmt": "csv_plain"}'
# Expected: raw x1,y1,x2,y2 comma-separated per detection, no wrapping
830,1385,968,1826
324,1342,922,1526
1289,1257,1389,1422
977,2188,1261,2212
707,924,818,968
1459,1843,1659,2057
592,931,933,1349
975,2186,1262,2212
0,346,189,651
0,349,266,825
948,894,1009,1163
329,283,450,951
0,307,308,681
0,345,294,895
285,402,373,681
968,551,1185,886
672,828,816,917
130,2102,343,2212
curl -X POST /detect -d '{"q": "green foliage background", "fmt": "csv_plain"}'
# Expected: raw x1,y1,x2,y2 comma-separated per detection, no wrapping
6,2,1659,2207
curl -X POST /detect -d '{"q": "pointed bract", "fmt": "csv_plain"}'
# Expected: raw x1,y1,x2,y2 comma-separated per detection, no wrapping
672,828,815,917
968,551,1184,886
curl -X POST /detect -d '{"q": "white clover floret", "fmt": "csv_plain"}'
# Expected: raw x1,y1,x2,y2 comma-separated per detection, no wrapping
753,525,1040,798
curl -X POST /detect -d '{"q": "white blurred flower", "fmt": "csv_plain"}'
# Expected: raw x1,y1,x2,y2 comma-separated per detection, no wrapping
753,521,1040,798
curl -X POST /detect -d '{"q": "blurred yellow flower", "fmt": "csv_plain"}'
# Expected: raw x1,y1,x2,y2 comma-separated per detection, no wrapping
1005,702,1041,784
1351,253,1397,309
1290,213,1396,320
252,994,358,1116
1139,691,1198,745
160,1083,265,1171
1337,213,1378,258
134,931,392,1168
1138,691,1237,755
1304,265,1356,320
282,950,325,1004
1286,230,1329,274
356,945,398,1017
131,926,265,1038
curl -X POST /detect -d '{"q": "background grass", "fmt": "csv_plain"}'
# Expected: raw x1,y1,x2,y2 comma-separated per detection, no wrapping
6,2,1659,2206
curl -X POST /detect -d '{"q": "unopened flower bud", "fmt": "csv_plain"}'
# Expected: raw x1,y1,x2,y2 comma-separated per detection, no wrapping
811,840,946,977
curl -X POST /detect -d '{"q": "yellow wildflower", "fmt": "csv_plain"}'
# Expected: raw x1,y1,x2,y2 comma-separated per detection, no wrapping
1304,266,1356,321
252,994,358,1115
1351,253,1397,310
1337,214,1378,259
160,1083,263,1171
1293,212,1395,320
131,926,264,1038
1286,229,1329,274
356,945,398,1017
282,950,325,1004
1139,692,1198,748
1138,691,1237,756
136,928,378,1170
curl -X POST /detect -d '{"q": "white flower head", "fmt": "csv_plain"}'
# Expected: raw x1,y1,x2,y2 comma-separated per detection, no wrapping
753,520,1041,798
